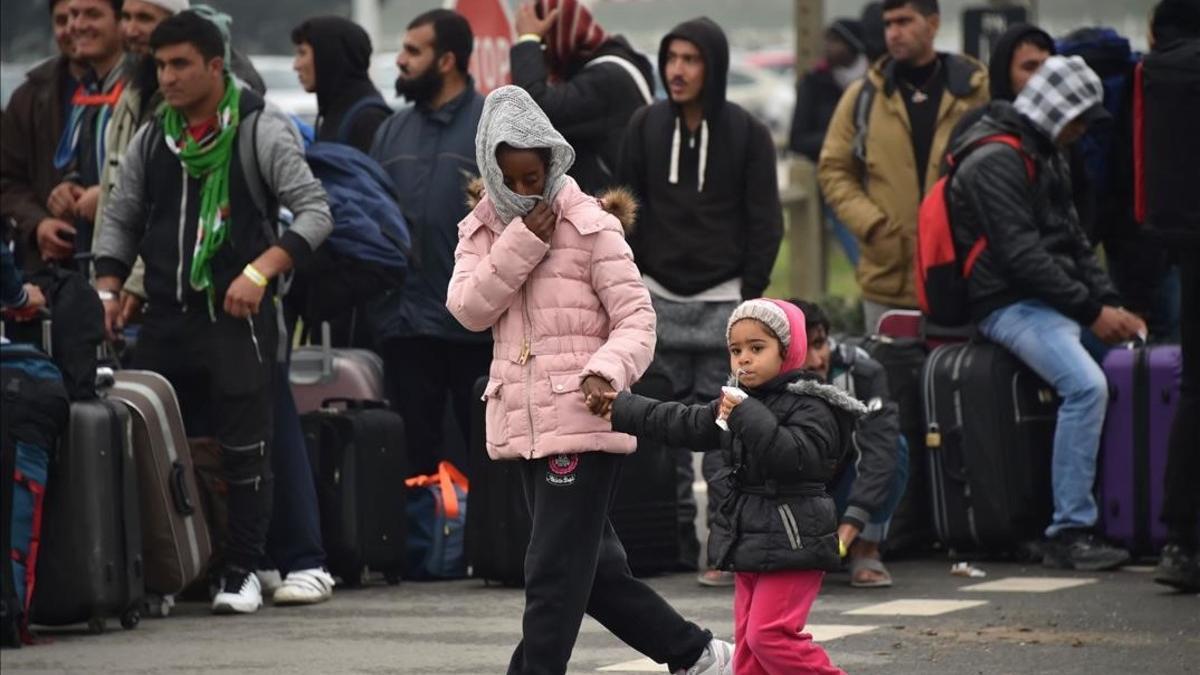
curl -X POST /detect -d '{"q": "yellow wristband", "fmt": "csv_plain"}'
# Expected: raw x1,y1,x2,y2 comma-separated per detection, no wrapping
838,539,849,558
517,33,542,44
242,264,268,288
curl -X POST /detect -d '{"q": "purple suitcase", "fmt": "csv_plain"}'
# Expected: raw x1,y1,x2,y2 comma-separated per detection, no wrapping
289,322,386,414
1099,345,1181,554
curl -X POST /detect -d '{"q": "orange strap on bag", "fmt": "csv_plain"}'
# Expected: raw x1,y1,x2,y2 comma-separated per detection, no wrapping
404,461,469,519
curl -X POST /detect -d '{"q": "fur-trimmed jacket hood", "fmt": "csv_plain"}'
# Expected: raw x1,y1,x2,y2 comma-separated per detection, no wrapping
611,369,863,574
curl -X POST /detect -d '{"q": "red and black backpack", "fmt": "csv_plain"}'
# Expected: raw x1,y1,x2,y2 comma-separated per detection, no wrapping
915,135,1036,327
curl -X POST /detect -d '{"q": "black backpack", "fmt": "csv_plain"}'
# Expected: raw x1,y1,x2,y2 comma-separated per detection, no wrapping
3,267,104,400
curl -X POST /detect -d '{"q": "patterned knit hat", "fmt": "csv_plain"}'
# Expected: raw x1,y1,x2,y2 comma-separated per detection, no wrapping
141,0,190,13
537,0,609,78
1014,55,1111,141
726,299,809,373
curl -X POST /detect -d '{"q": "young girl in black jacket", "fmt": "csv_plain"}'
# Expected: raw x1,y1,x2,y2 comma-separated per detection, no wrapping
604,299,865,675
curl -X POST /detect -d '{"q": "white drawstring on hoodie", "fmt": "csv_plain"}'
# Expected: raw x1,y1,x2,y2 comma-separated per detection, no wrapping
668,117,709,192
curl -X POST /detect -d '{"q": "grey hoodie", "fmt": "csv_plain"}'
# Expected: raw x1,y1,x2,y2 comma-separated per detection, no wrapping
475,85,575,226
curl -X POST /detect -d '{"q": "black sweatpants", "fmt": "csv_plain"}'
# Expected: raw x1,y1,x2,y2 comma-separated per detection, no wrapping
135,301,277,572
509,452,712,675
1163,257,1199,547
380,336,491,475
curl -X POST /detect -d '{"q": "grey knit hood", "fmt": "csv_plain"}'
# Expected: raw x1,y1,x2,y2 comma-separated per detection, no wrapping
475,85,576,225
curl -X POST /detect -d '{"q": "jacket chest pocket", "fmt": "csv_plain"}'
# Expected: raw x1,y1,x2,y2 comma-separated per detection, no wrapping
549,373,610,434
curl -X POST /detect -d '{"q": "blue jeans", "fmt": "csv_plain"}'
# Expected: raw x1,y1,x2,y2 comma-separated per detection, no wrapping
979,300,1109,537
831,436,910,544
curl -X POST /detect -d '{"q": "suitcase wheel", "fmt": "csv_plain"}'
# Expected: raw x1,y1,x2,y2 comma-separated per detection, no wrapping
120,609,140,631
88,617,106,635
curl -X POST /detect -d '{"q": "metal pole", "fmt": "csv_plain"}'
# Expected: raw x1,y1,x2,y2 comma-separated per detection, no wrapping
353,0,382,50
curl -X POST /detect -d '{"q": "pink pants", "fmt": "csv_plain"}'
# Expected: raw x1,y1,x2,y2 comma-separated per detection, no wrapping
733,570,845,675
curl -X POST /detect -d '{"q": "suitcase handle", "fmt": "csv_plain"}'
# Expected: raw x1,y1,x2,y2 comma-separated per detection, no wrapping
320,397,390,411
169,460,196,516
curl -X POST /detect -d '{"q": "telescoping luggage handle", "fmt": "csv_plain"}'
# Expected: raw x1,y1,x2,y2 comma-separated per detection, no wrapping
404,461,469,520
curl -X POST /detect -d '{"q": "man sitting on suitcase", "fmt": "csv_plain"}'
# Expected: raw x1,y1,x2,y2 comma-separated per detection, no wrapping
948,55,1145,571
794,299,908,588
92,11,333,613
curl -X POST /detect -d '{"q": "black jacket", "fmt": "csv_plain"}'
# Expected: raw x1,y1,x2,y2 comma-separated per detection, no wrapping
617,17,783,300
788,63,843,162
612,370,864,573
511,36,654,194
949,24,1097,238
950,101,1120,325
827,341,902,531
307,16,389,153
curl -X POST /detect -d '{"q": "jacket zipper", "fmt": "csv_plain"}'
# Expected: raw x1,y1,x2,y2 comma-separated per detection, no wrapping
176,165,188,309
518,287,535,458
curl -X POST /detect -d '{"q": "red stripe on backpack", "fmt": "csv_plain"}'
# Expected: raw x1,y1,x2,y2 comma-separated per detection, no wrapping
915,134,1035,326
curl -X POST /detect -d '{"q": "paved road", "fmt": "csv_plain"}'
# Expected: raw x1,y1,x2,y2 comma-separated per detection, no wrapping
4,557,1197,674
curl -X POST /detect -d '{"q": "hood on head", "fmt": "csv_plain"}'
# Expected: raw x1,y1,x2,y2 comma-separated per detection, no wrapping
987,23,1056,101
828,19,866,57
767,299,808,374
475,85,576,226
1014,54,1107,142
658,17,729,118
301,16,374,109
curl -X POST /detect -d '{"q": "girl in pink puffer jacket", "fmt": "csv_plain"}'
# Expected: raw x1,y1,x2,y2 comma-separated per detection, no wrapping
446,86,731,675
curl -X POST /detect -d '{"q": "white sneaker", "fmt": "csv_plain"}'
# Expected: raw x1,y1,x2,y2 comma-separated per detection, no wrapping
674,639,734,675
212,569,263,615
273,568,335,606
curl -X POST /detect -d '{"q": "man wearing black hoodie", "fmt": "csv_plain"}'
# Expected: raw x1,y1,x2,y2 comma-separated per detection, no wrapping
618,17,783,583
510,0,655,194
291,16,390,153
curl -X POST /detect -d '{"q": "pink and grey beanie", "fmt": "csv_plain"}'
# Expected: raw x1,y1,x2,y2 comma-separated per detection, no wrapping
726,298,808,373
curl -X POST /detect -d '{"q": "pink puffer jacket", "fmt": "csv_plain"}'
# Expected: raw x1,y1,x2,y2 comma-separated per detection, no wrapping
446,177,656,460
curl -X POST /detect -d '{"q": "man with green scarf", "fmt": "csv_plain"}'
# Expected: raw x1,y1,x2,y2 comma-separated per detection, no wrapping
93,10,332,615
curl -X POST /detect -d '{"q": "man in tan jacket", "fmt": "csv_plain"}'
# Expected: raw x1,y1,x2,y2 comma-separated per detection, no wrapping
818,0,988,332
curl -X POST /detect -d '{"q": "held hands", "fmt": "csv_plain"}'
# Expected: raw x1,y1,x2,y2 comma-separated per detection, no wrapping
515,1,560,38
47,182,84,220
583,375,616,418
524,201,556,243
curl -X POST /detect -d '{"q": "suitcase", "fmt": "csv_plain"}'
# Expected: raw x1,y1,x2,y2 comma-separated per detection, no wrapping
289,322,386,414
923,341,1057,554
611,370,679,576
109,370,212,600
1098,345,1181,555
841,335,935,554
465,377,530,587
301,400,407,585
30,396,144,633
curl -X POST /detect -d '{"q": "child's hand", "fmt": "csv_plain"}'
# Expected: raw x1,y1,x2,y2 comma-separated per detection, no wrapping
718,391,744,421
525,201,556,242
598,391,619,420
582,375,616,417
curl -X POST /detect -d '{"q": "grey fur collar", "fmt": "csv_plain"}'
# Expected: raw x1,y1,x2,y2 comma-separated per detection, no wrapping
787,379,870,417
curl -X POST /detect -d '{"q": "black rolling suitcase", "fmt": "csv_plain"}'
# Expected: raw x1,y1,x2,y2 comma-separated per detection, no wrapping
301,400,408,586
841,335,935,554
611,369,679,576
922,341,1058,554
465,377,530,587
30,395,145,633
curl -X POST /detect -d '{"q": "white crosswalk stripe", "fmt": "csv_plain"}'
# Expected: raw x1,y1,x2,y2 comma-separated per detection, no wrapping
960,576,1098,593
843,599,988,616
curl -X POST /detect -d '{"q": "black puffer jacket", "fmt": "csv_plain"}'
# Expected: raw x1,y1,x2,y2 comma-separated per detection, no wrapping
949,101,1120,325
613,370,865,573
